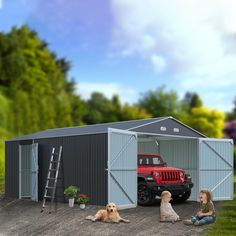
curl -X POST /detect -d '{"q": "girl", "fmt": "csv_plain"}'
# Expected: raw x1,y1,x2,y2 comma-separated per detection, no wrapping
160,191,180,223
184,189,216,226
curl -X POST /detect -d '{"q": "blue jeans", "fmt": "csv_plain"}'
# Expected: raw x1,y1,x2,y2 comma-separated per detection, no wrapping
191,215,215,225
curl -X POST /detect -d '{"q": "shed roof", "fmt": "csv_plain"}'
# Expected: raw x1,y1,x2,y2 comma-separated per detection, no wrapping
7,117,206,142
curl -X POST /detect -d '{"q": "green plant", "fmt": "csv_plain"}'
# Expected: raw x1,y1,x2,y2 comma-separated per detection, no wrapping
77,194,89,204
64,185,79,199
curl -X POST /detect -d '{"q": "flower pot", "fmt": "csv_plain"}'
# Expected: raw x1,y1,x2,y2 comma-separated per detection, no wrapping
69,198,75,207
80,204,86,209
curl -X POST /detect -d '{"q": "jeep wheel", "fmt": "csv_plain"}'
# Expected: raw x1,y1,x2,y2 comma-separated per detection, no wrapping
172,190,191,203
138,182,155,206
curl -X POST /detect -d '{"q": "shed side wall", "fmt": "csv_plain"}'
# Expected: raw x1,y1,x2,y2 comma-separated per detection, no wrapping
35,133,108,205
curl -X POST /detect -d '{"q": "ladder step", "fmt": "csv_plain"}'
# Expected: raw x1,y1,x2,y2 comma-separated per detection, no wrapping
44,195,54,199
46,186,54,189
50,161,58,163
49,169,57,171
47,177,56,180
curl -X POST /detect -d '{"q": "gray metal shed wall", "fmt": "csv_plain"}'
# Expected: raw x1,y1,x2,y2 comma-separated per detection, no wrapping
5,141,20,198
5,133,108,205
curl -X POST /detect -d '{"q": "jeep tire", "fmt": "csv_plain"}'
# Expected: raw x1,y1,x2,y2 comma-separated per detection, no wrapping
138,182,155,206
172,190,191,203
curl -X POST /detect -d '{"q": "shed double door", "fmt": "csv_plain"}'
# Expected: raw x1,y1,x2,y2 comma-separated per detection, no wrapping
108,128,137,209
199,138,233,200
19,143,38,201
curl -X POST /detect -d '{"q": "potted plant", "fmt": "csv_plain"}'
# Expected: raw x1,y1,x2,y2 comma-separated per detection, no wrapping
77,194,89,209
64,185,79,207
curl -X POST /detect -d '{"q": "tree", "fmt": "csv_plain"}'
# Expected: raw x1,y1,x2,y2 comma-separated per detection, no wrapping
138,86,182,119
183,92,203,110
185,107,225,138
226,96,236,121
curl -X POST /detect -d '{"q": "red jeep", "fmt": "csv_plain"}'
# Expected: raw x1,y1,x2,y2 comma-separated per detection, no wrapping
138,153,193,206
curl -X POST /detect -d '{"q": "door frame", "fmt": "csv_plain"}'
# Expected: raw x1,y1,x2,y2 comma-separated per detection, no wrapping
19,143,39,201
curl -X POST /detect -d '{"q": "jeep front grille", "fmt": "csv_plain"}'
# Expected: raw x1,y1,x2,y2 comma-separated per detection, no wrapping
161,171,181,181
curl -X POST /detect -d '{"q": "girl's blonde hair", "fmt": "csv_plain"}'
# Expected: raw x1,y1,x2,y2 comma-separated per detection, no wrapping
200,189,213,202
161,190,171,199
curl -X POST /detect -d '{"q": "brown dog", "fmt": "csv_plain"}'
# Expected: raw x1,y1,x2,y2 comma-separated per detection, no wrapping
86,202,130,223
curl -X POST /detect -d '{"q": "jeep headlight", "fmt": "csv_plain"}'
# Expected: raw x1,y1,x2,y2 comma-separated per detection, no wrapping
153,172,160,178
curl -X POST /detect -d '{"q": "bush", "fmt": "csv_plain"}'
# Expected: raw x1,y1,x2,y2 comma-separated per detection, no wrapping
64,185,79,199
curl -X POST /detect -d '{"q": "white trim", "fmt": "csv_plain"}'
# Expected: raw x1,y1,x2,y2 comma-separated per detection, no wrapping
118,204,136,210
170,117,207,138
127,117,170,131
136,131,199,140
199,138,233,143
108,128,137,136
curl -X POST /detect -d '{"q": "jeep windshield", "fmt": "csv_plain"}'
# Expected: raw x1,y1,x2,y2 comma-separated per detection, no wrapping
138,155,166,166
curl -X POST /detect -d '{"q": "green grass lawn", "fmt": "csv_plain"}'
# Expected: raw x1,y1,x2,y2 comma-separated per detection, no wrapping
204,175,236,236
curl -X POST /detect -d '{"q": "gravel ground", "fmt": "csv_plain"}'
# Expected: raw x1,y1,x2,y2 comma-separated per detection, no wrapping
0,199,218,236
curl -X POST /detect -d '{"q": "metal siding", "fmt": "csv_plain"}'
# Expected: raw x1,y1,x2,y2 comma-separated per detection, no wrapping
5,141,20,198
199,139,233,200
159,139,198,201
108,129,137,209
138,140,159,154
35,133,107,205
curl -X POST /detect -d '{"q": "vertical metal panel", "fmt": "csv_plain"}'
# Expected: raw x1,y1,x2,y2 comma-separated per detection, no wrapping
5,141,20,198
199,139,233,200
108,128,137,209
138,140,159,154
35,133,107,205
159,139,198,201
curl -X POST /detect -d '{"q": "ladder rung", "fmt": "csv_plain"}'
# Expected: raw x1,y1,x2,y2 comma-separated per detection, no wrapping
44,195,53,199
47,177,56,180
46,186,54,189
50,161,58,163
49,169,57,171
52,152,59,155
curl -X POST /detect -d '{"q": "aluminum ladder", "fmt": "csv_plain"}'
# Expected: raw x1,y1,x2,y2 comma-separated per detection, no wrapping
41,146,62,213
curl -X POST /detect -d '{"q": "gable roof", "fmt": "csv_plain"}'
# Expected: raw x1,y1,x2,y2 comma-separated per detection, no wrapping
7,117,206,142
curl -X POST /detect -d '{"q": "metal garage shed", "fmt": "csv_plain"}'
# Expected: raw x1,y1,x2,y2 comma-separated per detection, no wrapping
5,117,234,209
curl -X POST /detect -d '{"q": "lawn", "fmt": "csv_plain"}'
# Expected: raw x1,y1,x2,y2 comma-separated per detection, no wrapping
204,175,236,236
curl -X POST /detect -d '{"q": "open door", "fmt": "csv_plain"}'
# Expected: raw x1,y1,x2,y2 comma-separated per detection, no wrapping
108,128,137,209
199,138,233,200
19,143,38,201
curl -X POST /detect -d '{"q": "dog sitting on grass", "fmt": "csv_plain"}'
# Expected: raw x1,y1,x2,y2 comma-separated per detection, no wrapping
86,202,130,223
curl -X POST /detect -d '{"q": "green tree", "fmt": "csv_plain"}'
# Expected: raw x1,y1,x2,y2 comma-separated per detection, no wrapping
185,107,225,138
226,96,236,121
183,92,203,110
138,86,182,119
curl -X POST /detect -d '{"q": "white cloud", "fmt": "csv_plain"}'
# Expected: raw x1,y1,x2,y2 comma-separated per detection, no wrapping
111,0,236,110
77,82,138,104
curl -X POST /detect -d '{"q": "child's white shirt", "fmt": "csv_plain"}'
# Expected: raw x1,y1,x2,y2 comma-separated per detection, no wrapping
160,202,179,221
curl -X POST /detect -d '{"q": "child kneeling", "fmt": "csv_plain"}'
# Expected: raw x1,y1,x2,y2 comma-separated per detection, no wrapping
184,189,216,226
160,191,180,223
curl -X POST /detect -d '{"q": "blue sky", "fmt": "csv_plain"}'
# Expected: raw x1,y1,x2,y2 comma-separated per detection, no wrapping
1,0,236,111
